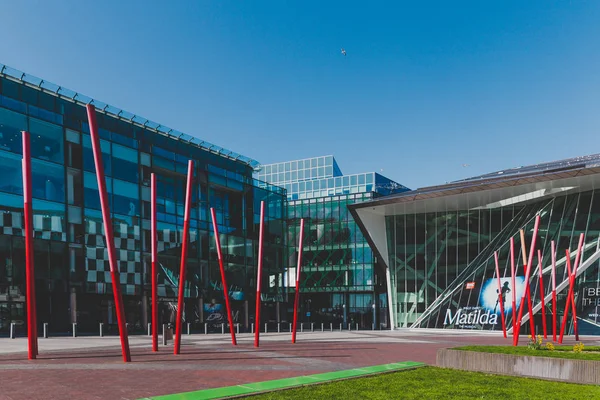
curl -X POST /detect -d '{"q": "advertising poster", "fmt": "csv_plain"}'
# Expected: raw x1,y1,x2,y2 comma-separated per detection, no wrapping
578,282,600,335
479,276,526,315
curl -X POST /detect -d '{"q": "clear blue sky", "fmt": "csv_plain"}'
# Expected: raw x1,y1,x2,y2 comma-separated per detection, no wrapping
1,1,599,189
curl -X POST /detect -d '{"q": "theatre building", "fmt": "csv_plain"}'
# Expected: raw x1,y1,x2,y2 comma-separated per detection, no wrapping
351,156,600,334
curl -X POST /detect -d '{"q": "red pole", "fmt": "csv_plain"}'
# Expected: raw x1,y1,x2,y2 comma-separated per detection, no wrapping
559,234,584,343
254,201,265,348
510,237,517,337
151,173,158,352
559,250,574,343
514,215,540,346
292,219,305,344
22,131,37,360
86,104,131,362
551,240,557,342
571,234,584,341
537,250,547,339
174,161,194,355
210,208,237,345
493,251,507,338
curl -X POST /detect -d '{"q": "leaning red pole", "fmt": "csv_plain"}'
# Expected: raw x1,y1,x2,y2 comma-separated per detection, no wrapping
493,251,507,338
571,234,584,341
86,104,131,362
210,208,237,345
559,234,584,343
559,250,574,343
255,201,265,347
551,240,557,342
514,215,540,346
22,131,37,360
510,237,517,337
292,219,305,344
151,173,158,352
174,161,194,355
537,250,547,339
516,229,535,343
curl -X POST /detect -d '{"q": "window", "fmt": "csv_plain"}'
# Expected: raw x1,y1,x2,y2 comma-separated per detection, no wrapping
112,144,138,183
0,107,26,154
113,179,139,216
0,151,22,195
31,160,65,202
29,118,63,163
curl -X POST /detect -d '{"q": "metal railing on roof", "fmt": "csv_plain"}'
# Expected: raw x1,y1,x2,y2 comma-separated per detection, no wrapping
0,63,260,169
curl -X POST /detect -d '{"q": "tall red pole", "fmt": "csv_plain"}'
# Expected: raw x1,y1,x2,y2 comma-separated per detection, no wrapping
551,240,557,342
493,251,507,338
559,234,584,343
514,215,540,346
537,250,547,339
292,219,305,344
86,104,131,362
571,235,584,342
210,208,237,345
510,237,517,337
559,250,574,343
254,201,265,348
151,173,158,352
174,161,194,355
22,131,37,360
516,229,536,342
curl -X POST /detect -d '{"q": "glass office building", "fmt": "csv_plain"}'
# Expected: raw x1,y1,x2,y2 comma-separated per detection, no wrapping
351,155,600,334
256,156,408,329
0,63,286,335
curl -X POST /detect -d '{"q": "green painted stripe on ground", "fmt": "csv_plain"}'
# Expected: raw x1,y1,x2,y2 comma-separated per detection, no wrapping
145,361,425,400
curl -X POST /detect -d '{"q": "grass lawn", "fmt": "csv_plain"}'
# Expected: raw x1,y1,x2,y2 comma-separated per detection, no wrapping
456,345,600,361
246,366,600,399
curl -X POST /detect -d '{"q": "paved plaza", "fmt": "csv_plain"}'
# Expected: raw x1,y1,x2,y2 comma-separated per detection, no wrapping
0,330,593,400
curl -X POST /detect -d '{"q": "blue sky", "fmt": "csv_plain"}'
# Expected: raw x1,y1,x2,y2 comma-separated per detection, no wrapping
1,1,599,188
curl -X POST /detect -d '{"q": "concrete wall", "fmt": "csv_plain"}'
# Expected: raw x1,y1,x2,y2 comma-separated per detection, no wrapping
437,349,600,385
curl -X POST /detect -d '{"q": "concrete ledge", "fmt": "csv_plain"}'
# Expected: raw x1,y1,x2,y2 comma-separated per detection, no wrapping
437,349,600,385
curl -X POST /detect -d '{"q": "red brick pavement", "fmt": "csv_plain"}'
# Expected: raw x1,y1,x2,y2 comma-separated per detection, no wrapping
0,333,515,400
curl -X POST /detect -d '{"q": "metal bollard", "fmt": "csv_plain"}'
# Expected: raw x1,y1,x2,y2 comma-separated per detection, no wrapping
300,322,303,333
221,323,225,334
348,323,351,331
289,323,292,333
330,323,333,332
321,322,324,332
277,323,281,333
162,324,167,345
265,323,268,333
251,323,254,334
356,323,359,331
187,323,191,335
43,323,49,338
99,322,104,337
311,322,314,332
72,323,77,337
10,322,15,339
236,323,240,334
204,323,208,335
372,322,375,331
148,323,152,336
340,323,342,332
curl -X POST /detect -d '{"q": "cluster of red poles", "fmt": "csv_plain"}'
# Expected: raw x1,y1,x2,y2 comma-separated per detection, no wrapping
492,215,583,346
22,104,307,362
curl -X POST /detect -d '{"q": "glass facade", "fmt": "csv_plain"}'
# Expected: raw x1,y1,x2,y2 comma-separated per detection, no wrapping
0,64,286,335
257,156,408,329
352,156,600,334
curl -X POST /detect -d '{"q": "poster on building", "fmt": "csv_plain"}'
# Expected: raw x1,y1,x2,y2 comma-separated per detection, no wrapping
479,276,526,315
578,281,600,335
444,276,526,330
